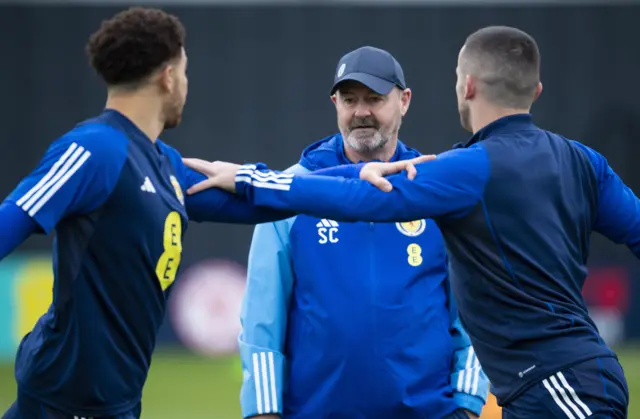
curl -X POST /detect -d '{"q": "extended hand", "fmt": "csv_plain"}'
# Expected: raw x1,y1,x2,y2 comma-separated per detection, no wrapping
182,158,241,194
360,155,436,192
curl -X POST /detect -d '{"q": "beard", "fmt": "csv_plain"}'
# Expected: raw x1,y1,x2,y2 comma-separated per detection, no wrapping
163,112,182,130
163,98,184,130
343,116,397,154
458,102,472,132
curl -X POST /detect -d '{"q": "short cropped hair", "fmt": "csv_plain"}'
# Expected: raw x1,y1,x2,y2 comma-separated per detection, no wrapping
86,7,186,87
461,26,540,109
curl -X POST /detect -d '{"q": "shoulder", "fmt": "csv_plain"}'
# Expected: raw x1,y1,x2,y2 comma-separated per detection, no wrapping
412,143,491,193
156,139,180,156
568,140,604,166
46,122,129,169
156,140,188,181
435,142,490,167
156,139,183,164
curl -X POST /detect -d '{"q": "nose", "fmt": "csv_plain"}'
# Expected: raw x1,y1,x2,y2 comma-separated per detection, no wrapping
354,103,372,118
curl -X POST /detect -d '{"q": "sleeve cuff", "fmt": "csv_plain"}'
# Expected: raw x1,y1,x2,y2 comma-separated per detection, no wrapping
240,349,285,418
453,392,486,417
235,163,266,198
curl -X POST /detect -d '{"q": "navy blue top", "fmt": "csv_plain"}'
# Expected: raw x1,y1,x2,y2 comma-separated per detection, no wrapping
233,114,640,405
1,109,294,416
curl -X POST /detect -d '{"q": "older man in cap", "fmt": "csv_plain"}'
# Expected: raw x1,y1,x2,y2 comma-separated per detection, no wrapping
237,46,488,419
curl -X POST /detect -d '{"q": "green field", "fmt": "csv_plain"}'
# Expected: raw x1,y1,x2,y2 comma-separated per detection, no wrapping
0,346,638,418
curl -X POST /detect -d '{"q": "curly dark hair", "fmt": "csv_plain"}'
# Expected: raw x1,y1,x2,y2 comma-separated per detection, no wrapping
86,7,186,87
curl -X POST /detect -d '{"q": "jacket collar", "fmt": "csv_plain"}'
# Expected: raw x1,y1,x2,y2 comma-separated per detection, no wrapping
454,113,537,149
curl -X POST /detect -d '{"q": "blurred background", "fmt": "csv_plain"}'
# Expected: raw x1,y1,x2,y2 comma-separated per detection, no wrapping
0,0,639,417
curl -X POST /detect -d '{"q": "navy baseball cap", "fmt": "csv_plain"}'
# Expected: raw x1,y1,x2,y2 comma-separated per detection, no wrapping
330,46,406,95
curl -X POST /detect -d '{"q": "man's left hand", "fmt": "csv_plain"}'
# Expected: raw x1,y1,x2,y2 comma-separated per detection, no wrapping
360,154,436,192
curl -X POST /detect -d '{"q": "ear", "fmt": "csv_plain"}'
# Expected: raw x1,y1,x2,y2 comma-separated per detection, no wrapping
400,88,412,116
157,64,175,93
464,75,476,100
330,94,337,105
533,82,543,102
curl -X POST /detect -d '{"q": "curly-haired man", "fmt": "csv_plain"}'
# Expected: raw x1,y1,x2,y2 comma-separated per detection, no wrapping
0,7,309,419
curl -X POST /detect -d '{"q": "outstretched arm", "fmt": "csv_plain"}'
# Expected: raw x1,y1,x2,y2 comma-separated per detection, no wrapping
0,202,40,260
185,179,296,224
164,147,296,223
185,164,370,224
2,128,129,260
234,146,490,223
172,151,382,224
572,142,640,258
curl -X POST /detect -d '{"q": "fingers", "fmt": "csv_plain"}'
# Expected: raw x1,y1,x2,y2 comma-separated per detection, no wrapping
403,154,437,180
361,170,393,192
414,154,437,164
186,178,218,195
182,158,213,174
406,162,417,180
368,176,393,192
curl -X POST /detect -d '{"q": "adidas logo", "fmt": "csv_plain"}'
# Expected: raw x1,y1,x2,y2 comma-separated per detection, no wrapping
316,219,338,228
140,176,156,193
316,219,339,244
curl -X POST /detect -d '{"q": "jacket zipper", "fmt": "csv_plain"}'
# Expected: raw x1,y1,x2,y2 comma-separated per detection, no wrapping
369,221,379,400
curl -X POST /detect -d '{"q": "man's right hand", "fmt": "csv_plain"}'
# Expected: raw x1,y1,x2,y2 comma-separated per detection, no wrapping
182,158,241,194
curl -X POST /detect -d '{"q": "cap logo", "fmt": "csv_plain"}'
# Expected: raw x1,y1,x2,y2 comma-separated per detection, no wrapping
337,63,346,78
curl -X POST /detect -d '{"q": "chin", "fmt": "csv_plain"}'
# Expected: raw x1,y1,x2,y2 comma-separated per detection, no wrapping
164,115,182,130
458,108,472,132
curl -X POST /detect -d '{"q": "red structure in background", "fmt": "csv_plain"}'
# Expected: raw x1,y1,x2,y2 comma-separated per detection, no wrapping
582,267,630,313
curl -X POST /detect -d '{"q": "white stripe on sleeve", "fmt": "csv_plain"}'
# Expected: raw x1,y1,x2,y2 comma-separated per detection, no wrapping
27,150,91,217
18,143,91,217
260,352,271,413
268,352,278,412
235,165,293,191
456,346,472,393
471,355,481,396
246,170,294,183
16,142,79,207
252,353,263,414
464,347,475,393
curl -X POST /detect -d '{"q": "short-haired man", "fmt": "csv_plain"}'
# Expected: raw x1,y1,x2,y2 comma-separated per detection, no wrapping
188,27,634,419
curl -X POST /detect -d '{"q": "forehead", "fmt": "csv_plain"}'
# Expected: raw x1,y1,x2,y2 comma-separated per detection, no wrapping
174,47,187,67
457,46,466,64
337,80,379,95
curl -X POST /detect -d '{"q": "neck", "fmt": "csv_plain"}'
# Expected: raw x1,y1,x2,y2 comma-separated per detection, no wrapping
344,137,398,163
105,89,164,142
470,102,530,134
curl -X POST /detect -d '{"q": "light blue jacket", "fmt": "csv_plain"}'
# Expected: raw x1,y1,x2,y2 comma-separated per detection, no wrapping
239,134,488,418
